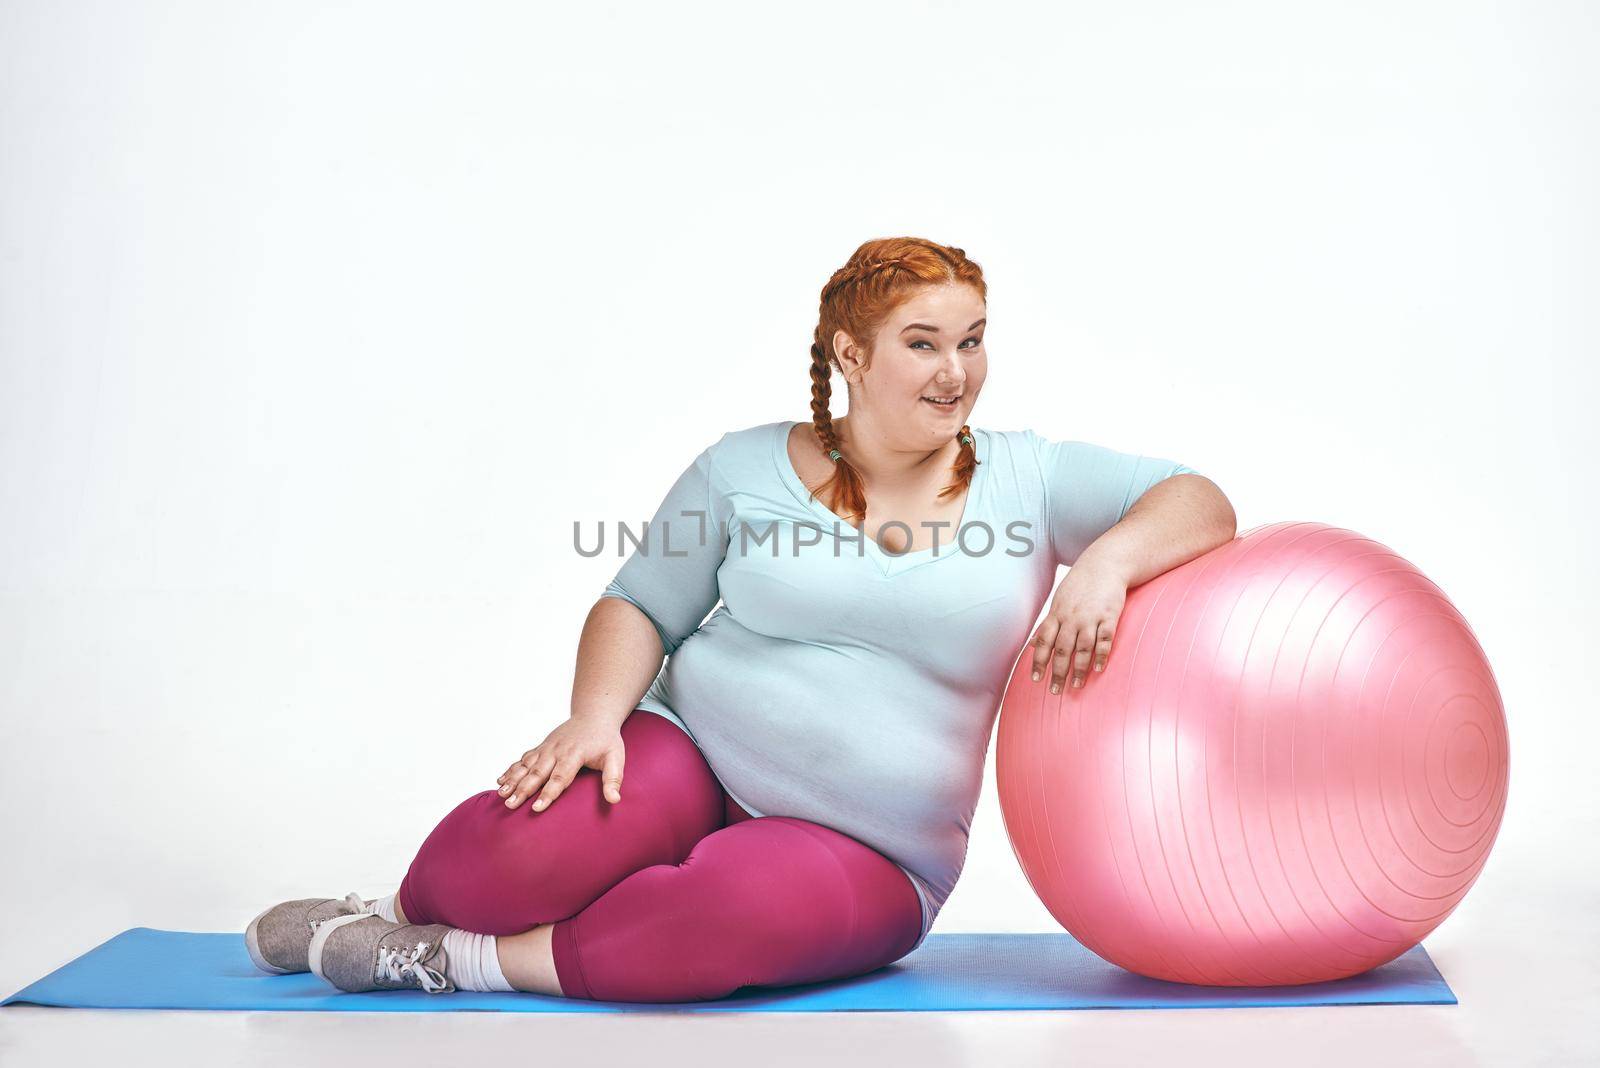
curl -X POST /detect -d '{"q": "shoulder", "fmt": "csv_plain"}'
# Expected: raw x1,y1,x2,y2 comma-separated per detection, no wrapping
712,420,787,453
975,426,1049,472
976,428,1116,504
697,421,787,466
988,428,1125,467
979,426,1040,451
682,421,789,489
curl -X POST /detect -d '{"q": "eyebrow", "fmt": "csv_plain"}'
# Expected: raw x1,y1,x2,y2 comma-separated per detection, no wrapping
900,318,986,335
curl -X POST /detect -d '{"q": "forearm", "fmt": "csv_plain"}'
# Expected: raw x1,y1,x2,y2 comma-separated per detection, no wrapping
569,597,667,731
1076,473,1237,587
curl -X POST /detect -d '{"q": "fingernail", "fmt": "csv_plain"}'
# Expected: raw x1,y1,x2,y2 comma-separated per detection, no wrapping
533,800,545,810
1031,671,1040,682
1073,677,1083,688
1050,683,1061,694
504,798,516,807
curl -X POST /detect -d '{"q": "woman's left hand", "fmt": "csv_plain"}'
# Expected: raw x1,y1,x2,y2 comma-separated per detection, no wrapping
1030,557,1130,693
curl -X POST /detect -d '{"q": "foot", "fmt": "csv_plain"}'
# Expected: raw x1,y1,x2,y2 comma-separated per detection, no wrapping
308,914,456,994
244,892,374,974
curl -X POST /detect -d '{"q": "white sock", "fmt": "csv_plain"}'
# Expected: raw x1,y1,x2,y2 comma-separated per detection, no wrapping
439,928,515,993
365,894,399,923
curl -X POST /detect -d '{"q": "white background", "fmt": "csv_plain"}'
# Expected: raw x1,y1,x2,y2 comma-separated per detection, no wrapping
1,1,1595,1063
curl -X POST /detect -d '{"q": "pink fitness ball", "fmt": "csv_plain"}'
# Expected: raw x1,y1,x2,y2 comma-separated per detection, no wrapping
996,521,1509,986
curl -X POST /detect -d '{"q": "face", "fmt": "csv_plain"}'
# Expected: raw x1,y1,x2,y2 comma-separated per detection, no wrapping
834,283,988,449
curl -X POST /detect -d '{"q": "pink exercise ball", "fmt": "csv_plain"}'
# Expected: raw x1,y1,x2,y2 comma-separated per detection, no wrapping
996,521,1509,986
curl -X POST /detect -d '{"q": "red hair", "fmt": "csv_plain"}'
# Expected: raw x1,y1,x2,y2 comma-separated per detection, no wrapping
808,236,986,525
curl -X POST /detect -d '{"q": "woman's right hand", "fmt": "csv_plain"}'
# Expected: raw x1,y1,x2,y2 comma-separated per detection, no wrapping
496,717,626,812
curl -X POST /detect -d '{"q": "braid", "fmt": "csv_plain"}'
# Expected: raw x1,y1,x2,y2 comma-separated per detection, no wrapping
822,257,905,300
808,329,867,524
937,424,980,501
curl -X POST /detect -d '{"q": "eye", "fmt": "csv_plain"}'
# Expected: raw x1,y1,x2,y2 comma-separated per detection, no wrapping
910,335,983,351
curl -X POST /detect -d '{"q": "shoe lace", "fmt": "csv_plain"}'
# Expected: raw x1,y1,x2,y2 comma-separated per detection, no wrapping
309,892,379,932
376,940,449,993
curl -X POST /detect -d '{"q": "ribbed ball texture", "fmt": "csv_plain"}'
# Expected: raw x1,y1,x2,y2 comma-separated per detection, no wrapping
996,521,1509,986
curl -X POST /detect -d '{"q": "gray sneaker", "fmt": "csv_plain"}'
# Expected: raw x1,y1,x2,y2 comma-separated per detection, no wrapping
245,892,375,974
309,913,456,994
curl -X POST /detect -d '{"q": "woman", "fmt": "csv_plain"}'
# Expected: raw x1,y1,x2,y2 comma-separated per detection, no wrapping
244,237,1237,1002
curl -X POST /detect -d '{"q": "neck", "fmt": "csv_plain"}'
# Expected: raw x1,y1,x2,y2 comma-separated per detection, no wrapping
830,413,960,490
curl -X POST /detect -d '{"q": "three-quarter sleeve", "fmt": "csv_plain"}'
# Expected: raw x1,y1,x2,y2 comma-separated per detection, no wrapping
1025,430,1198,569
600,442,731,657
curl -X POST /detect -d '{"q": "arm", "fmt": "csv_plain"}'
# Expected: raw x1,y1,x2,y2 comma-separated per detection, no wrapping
576,443,729,729
1074,471,1237,588
568,596,677,734
1026,432,1236,691
497,442,730,811
497,605,660,811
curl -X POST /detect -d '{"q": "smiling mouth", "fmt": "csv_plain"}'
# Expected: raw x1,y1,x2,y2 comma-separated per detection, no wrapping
921,395,961,407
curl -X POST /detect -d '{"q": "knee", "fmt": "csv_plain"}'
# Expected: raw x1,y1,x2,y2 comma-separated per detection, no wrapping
437,790,519,849
402,790,582,932
410,790,554,888
447,791,562,882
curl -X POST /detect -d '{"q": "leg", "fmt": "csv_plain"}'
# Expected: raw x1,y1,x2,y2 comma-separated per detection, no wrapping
395,709,725,935
488,793,760,996
495,923,559,993
545,815,924,1003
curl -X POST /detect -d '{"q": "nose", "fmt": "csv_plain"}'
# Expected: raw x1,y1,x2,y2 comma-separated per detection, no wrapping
935,359,964,389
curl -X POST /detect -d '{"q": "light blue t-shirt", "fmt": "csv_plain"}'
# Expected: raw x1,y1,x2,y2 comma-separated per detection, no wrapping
601,420,1196,950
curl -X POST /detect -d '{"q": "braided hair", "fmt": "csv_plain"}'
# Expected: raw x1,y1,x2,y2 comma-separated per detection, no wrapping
807,237,985,525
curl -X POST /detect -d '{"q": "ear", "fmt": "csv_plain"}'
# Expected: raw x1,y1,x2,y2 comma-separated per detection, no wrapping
833,328,868,383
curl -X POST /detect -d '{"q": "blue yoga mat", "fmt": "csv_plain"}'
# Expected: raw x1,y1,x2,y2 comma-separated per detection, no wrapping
1,929,1455,1012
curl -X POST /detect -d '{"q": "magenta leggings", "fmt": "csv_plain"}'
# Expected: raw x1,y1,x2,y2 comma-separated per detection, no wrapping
396,709,923,1003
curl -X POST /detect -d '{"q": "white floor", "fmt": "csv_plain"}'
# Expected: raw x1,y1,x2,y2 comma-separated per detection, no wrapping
1,859,1594,1068
0,1002,1575,1068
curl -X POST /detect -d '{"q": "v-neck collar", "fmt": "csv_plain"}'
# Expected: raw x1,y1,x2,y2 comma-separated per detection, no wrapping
769,420,989,579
